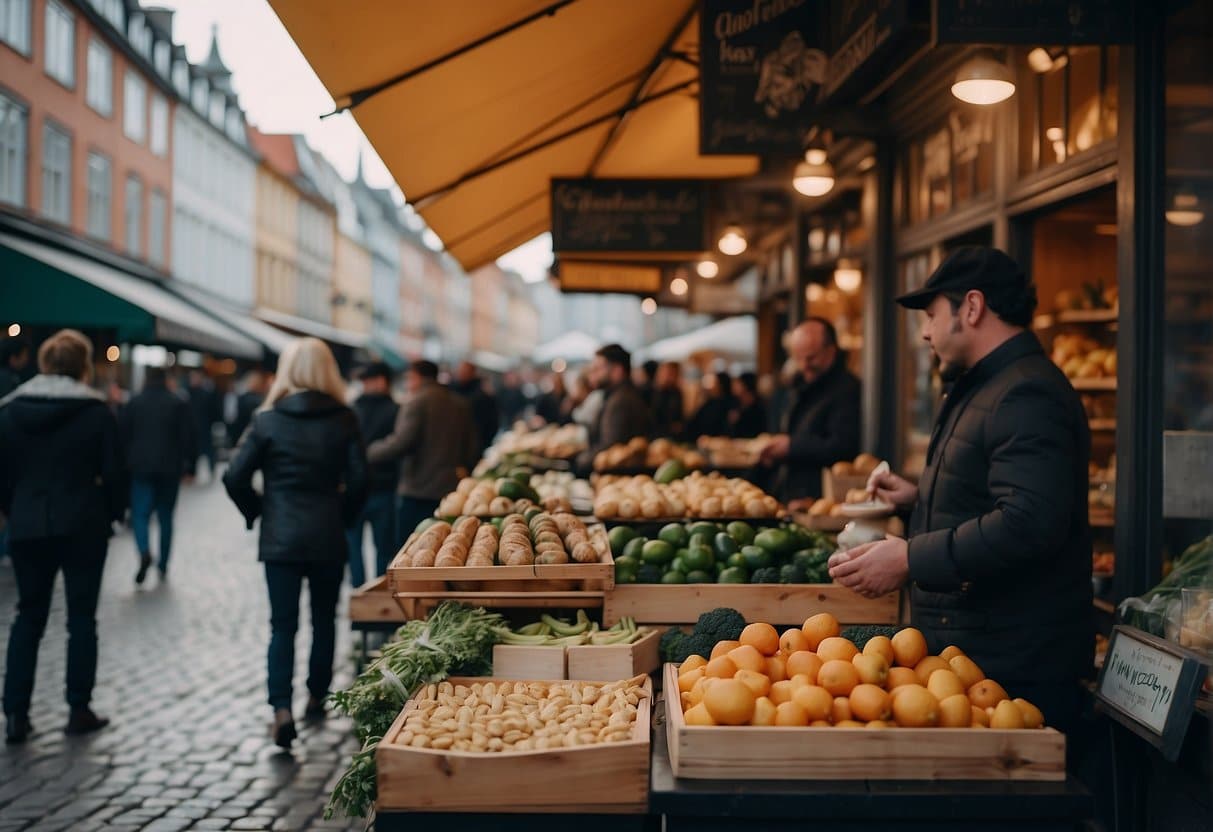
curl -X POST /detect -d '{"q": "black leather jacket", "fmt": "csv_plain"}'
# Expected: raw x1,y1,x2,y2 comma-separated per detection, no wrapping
223,391,367,563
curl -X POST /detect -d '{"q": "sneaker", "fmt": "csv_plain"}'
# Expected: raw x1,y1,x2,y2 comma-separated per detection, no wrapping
5,714,31,745
271,708,296,749
64,707,109,736
303,696,326,721
135,553,152,585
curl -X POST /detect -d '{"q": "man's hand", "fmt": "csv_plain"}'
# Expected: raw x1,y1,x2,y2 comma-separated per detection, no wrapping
867,470,917,510
759,434,790,465
828,536,909,598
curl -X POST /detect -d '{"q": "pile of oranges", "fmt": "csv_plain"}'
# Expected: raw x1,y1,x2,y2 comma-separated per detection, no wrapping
676,613,1046,729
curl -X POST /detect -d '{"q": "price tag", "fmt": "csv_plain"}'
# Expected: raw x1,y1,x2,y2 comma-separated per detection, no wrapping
1095,626,1208,761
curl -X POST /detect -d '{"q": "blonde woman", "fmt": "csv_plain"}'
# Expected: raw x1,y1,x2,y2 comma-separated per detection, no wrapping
223,338,367,748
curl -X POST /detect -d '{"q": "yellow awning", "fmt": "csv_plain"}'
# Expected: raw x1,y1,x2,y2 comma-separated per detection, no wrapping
269,0,758,271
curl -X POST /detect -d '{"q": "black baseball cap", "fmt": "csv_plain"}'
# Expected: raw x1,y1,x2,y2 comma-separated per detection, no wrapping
896,246,1028,310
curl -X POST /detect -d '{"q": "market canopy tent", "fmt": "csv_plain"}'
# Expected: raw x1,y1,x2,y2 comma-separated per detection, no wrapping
641,315,756,362
533,330,602,364
269,0,757,272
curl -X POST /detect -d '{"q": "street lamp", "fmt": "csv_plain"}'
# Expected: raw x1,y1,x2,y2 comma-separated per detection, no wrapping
952,54,1015,105
717,225,747,256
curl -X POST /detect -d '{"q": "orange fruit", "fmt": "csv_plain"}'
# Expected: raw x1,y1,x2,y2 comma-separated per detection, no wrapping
809,719,832,727
727,644,767,674
789,673,815,691
711,640,741,660
703,678,756,725
849,684,892,722
886,667,919,690
684,703,716,725
863,635,895,665
938,693,972,727
892,685,939,727
739,622,780,657
926,669,966,701
835,719,865,728
792,685,833,721
734,668,772,699
852,653,889,686
990,700,1025,729
914,656,951,685
970,705,990,727
948,655,985,689
818,659,861,697
686,677,709,707
785,651,824,684
801,613,841,650
939,645,966,662
765,654,788,683
750,696,777,726
865,720,891,729
769,680,796,705
831,696,852,724
678,667,705,692
890,628,929,668
1014,698,1045,729
779,628,810,655
816,636,859,663
680,654,708,673
774,701,810,726
705,655,738,679
967,679,1009,709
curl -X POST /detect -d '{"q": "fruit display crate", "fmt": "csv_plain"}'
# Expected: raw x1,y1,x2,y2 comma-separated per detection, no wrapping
599,515,788,532
661,664,1065,782
349,575,406,624
376,676,652,813
821,469,870,502
492,628,662,681
602,584,901,628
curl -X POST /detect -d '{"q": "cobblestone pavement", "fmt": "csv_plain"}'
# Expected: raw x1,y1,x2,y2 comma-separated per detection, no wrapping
0,474,368,831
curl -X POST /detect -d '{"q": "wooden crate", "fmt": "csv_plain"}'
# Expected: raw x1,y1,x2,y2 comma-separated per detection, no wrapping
492,645,568,679
377,676,652,813
567,628,661,681
822,469,870,502
603,584,899,627
797,513,848,533
662,664,1065,781
348,576,406,623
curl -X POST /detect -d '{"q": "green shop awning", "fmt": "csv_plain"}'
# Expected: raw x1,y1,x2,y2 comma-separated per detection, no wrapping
1,232,261,359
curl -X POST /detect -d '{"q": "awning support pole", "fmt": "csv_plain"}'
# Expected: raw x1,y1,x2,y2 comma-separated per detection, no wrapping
324,0,579,118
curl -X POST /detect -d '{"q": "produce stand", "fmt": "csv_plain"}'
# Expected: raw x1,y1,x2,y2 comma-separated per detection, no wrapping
603,584,900,627
348,576,405,667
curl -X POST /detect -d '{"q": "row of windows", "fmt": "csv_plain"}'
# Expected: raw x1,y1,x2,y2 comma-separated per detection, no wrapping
173,114,252,212
173,207,253,305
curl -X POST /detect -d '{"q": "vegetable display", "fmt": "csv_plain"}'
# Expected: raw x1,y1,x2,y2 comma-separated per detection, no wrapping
593,436,706,474
594,471,782,520
496,610,649,646
398,511,604,568
659,607,747,664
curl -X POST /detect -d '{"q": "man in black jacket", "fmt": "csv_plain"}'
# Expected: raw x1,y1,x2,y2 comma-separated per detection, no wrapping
1,330,125,742
122,367,195,585
451,361,499,456
579,344,652,470
759,318,861,502
185,370,221,482
829,247,1092,732
345,363,399,585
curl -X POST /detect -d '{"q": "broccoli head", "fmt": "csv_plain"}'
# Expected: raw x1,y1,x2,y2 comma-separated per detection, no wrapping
840,625,900,650
693,607,745,642
659,627,686,663
659,627,718,664
750,566,781,584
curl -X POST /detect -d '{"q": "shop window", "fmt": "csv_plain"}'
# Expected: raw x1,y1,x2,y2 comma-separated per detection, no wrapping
898,251,937,476
1018,46,1120,176
44,0,74,89
1,0,31,56
899,107,994,226
40,120,71,224
124,174,142,257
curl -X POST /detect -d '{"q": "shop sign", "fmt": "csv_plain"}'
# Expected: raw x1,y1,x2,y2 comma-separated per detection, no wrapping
1095,626,1208,761
699,0,828,155
550,179,708,253
823,0,918,100
555,260,663,295
935,0,1134,45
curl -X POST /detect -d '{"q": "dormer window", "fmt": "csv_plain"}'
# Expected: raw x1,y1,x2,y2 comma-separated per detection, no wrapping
191,78,208,113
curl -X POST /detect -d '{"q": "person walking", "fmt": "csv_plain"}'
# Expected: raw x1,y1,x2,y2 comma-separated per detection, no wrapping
729,372,768,438
450,361,499,456
222,338,367,747
0,335,32,397
368,360,479,546
345,362,399,586
185,370,222,482
122,367,196,584
227,369,268,448
1,330,126,744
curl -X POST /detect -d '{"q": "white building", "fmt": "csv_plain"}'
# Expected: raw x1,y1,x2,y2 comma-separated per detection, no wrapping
292,136,336,324
168,26,256,309
350,173,403,348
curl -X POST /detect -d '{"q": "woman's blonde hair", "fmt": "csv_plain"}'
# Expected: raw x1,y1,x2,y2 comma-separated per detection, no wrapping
261,337,346,410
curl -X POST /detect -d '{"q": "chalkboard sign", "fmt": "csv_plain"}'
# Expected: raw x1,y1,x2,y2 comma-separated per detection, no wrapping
550,179,707,254
555,260,662,295
1095,626,1208,761
699,0,827,155
936,0,1134,45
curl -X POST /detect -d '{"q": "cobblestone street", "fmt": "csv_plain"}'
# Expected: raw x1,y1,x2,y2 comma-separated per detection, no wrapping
0,475,365,832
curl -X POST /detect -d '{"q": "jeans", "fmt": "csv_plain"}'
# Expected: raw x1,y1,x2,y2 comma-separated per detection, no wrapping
4,535,107,717
263,560,344,711
344,491,397,586
396,496,440,550
130,475,180,572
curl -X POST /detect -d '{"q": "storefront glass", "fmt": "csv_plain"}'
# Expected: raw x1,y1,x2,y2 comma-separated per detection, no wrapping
1017,46,1119,175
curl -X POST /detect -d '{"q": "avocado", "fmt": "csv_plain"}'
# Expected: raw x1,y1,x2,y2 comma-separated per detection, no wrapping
741,544,774,571
622,536,648,560
684,569,715,584
614,555,639,573
498,478,539,502
754,528,794,556
713,532,739,559
660,569,687,584
608,525,639,556
725,521,756,546
658,523,689,548
718,566,749,584
688,522,719,540
641,539,676,566
654,459,688,484
726,552,748,570
684,545,715,573
636,564,664,584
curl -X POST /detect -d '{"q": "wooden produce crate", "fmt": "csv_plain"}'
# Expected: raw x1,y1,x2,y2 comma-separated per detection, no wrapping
567,628,661,681
822,468,869,502
661,664,1065,782
797,513,848,533
603,584,899,627
492,644,567,679
377,676,652,813
348,576,406,624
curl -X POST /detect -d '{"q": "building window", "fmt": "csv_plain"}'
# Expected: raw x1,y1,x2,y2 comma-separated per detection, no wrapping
86,38,112,116
124,175,142,256
90,0,122,29
127,12,149,57
150,93,168,156
86,151,111,240
153,40,169,76
191,78,207,113
44,0,74,88
0,0,31,55
0,93,25,208
1017,45,1119,175
149,187,166,267
41,120,70,223
123,71,146,143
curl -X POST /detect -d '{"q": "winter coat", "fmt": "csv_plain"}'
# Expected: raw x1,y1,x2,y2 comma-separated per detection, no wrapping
0,375,126,542
121,380,195,478
730,401,768,439
587,382,653,458
906,331,1093,688
367,381,480,501
351,392,400,494
223,391,367,563
775,361,861,501
450,378,499,456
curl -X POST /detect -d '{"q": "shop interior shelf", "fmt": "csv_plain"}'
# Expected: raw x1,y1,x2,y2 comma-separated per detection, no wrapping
1088,419,1117,431
1056,308,1119,324
1071,378,1118,392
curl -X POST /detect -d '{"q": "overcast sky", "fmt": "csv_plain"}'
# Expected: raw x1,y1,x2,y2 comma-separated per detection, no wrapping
154,0,552,282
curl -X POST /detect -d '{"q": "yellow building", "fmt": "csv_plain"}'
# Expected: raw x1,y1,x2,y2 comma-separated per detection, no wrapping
334,230,372,335
249,129,300,316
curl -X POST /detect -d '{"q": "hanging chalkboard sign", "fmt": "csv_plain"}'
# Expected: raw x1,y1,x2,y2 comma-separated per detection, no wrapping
1094,625,1208,762
550,179,708,253
935,0,1134,45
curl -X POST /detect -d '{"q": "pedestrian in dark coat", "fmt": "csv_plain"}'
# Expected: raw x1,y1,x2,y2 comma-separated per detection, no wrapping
450,361,499,455
1,330,125,744
121,367,196,584
729,372,768,439
223,338,367,748
0,336,31,398
345,362,400,585
580,344,652,469
829,247,1092,734
185,370,222,479
227,370,267,448
687,372,735,441
650,361,686,440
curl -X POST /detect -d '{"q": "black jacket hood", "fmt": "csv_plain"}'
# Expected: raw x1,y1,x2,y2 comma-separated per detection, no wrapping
272,391,347,418
0,374,107,434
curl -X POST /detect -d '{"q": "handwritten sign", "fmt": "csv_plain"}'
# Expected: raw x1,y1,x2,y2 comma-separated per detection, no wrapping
555,260,662,295
935,0,1133,45
550,179,707,254
1095,626,1208,761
